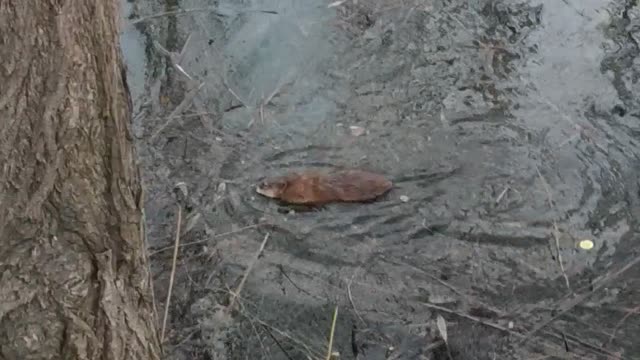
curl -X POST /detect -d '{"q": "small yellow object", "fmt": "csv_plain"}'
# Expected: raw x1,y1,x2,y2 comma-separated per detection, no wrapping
579,239,594,250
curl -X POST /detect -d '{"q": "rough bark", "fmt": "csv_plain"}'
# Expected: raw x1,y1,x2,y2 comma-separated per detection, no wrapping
0,1,161,359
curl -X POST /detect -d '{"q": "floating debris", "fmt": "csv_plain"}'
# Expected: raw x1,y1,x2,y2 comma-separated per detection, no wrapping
579,239,594,250
349,125,366,137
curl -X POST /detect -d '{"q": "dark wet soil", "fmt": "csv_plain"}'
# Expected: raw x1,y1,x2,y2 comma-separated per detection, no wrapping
121,0,640,359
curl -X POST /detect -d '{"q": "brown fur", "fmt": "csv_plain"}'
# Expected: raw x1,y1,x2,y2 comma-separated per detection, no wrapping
256,169,393,205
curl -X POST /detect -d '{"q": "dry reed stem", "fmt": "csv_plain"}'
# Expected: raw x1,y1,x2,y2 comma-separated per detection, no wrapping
129,7,278,26
139,187,163,354
141,208,161,330
148,38,205,141
347,268,365,325
225,81,250,109
253,315,324,359
230,289,324,358
161,203,183,343
150,82,205,141
249,75,292,128
177,33,192,63
519,253,640,346
152,40,195,81
150,223,261,255
495,185,510,204
606,305,640,346
419,302,516,335
535,165,571,291
130,7,227,25
233,297,271,358
227,233,271,311
325,305,339,360
383,257,508,317
547,330,625,359
417,303,593,359
261,324,296,360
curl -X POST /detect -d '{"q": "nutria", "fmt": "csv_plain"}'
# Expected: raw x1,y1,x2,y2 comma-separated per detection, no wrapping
256,169,393,205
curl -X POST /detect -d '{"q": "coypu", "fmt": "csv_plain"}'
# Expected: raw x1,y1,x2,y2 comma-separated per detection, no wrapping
256,169,393,205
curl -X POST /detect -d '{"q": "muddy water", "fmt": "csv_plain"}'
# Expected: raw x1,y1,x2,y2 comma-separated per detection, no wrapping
122,0,640,359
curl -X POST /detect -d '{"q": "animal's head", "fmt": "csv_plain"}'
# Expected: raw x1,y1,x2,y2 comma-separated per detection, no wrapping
256,177,289,198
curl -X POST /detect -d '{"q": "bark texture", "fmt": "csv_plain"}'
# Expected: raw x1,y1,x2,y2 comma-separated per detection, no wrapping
0,1,161,359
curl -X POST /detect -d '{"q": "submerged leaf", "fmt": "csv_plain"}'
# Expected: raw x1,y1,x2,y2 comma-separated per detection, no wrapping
436,314,448,343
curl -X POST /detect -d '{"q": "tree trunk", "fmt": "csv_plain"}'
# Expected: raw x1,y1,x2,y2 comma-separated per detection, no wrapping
0,1,161,359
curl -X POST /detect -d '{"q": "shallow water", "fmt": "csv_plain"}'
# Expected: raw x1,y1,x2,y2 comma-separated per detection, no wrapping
122,0,640,358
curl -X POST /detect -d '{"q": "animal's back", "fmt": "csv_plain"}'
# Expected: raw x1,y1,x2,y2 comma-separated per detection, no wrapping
268,169,392,205
323,169,393,202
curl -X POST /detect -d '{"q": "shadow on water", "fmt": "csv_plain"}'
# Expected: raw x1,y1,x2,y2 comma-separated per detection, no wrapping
121,0,640,358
